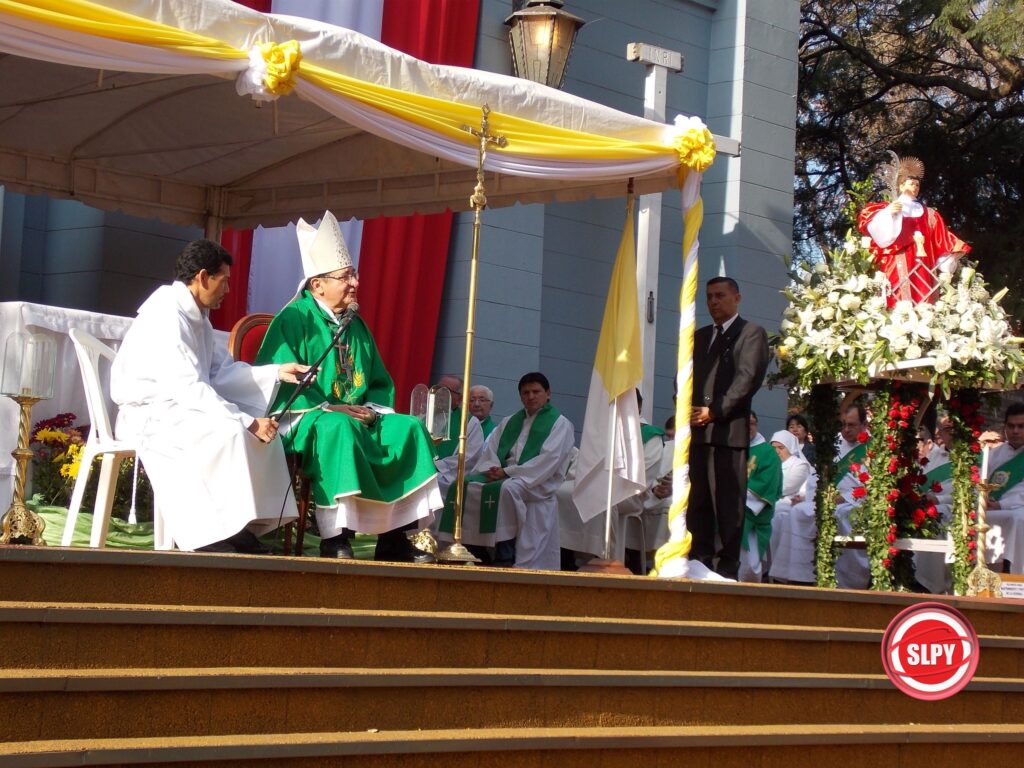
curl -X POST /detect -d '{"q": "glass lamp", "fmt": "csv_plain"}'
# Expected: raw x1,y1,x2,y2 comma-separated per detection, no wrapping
505,0,585,90
1,331,57,545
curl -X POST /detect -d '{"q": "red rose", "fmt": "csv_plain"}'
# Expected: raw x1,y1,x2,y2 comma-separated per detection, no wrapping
852,487,867,499
920,456,930,467
971,442,981,453
849,463,860,473
887,506,896,518
886,490,900,502
886,532,896,543
969,553,977,562
888,458,899,474
931,481,943,493
857,431,869,444
882,558,892,568
968,540,977,550
912,509,926,527
888,546,899,557
859,471,870,483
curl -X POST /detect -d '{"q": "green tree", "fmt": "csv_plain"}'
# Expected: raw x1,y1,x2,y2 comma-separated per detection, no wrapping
798,1,1024,315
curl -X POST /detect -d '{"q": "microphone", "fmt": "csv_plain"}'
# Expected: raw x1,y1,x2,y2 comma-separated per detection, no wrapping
271,300,360,423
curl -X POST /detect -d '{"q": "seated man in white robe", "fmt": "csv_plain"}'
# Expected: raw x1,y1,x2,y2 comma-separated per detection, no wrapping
430,374,484,504
111,239,307,553
983,404,1024,574
443,372,574,570
770,405,867,585
833,404,871,589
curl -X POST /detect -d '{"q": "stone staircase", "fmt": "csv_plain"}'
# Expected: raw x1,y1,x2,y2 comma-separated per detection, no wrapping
1,547,1023,766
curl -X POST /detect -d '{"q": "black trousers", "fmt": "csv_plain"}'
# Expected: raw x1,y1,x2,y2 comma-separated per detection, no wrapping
689,442,749,579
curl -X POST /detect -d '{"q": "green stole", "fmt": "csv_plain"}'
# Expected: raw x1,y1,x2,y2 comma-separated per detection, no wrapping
439,403,561,533
641,424,666,444
922,458,953,487
435,407,461,459
988,448,1024,501
741,440,783,557
480,415,496,438
833,442,867,487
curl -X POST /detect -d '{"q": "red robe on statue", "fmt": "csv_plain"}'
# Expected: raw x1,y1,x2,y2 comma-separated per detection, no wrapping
857,201,970,304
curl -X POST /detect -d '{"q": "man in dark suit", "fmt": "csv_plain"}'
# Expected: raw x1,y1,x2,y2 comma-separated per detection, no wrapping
690,277,770,578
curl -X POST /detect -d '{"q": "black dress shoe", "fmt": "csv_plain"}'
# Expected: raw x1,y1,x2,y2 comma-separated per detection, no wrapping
375,532,434,564
197,527,272,555
320,534,355,559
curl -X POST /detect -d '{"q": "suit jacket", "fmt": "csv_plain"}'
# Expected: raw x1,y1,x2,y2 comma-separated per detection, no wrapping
692,316,769,448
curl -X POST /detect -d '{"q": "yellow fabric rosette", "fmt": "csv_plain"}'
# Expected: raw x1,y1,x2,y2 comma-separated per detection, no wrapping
259,40,302,96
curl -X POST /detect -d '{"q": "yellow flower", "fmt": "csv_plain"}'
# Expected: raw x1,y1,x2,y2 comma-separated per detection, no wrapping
34,428,69,445
259,40,302,96
59,443,84,480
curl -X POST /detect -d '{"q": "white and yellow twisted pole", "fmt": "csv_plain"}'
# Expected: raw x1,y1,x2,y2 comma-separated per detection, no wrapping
651,117,715,579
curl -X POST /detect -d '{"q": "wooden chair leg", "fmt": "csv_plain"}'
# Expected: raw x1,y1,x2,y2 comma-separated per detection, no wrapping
295,474,310,557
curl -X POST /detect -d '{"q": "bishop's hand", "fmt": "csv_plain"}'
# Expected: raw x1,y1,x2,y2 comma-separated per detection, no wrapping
248,417,278,443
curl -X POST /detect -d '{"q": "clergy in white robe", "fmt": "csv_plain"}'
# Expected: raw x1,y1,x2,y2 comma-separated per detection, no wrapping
447,373,575,570
110,240,304,552
983,405,1024,574
430,375,485,519
915,436,953,593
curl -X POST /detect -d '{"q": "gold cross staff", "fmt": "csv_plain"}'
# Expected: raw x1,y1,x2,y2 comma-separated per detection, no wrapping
436,105,507,565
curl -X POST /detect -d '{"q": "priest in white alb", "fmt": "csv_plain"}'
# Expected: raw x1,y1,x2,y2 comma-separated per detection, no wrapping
111,239,307,553
440,372,574,570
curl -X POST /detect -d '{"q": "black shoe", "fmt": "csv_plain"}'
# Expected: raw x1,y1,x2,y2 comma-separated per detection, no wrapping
376,533,434,564
197,528,272,555
320,534,355,559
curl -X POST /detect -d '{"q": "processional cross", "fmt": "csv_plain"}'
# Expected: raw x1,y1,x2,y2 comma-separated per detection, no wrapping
436,105,507,564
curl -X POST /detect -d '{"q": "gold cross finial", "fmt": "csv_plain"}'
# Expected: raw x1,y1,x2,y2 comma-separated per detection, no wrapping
461,105,507,211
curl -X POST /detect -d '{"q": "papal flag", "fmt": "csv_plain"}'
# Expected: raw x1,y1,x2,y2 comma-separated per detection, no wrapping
572,199,647,521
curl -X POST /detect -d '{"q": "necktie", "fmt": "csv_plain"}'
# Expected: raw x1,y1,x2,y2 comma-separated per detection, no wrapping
708,324,724,353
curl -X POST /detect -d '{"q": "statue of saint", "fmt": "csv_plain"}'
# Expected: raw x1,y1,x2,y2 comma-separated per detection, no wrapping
857,154,970,303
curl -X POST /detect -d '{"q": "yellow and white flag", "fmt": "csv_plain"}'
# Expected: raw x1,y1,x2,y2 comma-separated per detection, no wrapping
572,200,647,521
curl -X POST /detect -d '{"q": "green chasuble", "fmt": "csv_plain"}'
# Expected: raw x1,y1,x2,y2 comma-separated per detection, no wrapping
479,415,496,438
741,441,783,558
255,291,438,507
438,403,561,534
988,449,1024,501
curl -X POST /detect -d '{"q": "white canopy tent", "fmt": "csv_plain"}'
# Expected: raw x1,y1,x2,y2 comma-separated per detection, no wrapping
0,0,727,232
0,0,723,577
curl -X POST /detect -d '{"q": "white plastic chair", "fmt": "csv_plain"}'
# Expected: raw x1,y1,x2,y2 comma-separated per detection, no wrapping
62,328,170,549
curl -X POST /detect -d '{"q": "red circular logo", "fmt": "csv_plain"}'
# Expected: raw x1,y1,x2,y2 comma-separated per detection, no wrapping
881,602,979,700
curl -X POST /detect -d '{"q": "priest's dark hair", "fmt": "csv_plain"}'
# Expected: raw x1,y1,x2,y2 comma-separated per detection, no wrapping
175,239,233,284
518,371,550,393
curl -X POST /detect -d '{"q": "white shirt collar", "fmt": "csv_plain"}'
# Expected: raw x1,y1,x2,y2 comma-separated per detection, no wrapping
716,314,739,332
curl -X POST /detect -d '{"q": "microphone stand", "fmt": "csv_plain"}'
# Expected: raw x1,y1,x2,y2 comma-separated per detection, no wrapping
271,305,358,423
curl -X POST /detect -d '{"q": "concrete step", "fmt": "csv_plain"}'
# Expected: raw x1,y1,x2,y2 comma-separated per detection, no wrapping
3,601,1022,678
4,724,1024,767
4,547,1021,635
2,667,1024,741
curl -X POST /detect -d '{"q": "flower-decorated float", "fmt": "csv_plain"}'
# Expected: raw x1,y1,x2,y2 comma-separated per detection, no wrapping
775,155,1024,595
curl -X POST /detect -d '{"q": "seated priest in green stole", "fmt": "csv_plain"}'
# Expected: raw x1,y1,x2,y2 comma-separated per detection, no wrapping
431,374,485,503
738,413,783,582
914,422,953,593
439,372,574,570
256,210,441,563
982,403,1024,574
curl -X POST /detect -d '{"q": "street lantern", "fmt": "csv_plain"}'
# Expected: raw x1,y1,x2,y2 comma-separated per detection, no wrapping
505,0,585,90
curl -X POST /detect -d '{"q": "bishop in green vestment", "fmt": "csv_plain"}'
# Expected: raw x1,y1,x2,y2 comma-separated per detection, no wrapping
254,211,440,562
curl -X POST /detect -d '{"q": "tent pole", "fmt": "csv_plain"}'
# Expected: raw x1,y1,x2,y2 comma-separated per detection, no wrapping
436,105,506,565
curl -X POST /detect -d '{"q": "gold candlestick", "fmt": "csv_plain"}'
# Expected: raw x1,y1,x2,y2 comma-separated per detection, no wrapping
966,479,1001,598
1,394,47,545
436,105,507,565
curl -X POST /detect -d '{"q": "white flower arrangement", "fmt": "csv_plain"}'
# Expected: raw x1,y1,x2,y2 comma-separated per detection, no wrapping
776,234,1024,391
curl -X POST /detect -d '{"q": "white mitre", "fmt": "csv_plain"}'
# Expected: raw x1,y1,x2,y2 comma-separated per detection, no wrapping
295,210,352,295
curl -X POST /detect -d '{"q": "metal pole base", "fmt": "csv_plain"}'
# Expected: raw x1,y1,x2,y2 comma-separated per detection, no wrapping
436,541,481,564
966,563,1002,598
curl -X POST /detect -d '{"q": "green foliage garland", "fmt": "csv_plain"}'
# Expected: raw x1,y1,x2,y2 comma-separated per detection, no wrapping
947,390,983,595
808,384,839,587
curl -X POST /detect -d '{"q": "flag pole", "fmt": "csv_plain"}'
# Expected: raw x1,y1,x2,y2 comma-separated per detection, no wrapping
602,398,618,561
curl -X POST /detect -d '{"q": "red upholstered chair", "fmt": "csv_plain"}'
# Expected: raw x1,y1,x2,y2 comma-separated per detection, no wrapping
228,314,311,556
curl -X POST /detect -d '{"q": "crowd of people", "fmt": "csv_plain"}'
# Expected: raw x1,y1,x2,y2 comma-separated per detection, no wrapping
107,198,1021,590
